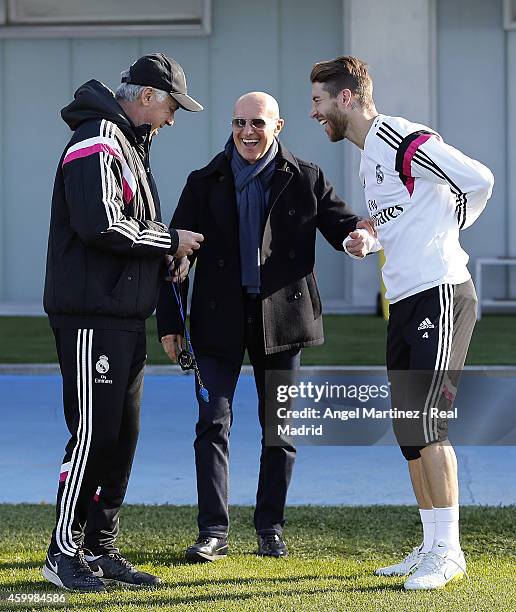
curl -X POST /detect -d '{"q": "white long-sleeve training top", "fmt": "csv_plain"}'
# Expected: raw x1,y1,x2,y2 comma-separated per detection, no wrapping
344,114,494,303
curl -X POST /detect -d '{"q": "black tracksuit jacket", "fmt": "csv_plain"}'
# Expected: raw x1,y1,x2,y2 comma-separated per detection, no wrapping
44,79,178,330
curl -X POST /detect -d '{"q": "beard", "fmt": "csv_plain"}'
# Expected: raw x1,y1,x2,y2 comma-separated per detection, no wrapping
325,103,348,142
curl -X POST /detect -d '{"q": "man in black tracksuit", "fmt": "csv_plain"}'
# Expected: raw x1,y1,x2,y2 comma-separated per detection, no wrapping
43,54,204,592
156,91,373,562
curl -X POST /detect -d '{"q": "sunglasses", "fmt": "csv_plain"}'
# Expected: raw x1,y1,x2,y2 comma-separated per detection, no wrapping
231,117,270,130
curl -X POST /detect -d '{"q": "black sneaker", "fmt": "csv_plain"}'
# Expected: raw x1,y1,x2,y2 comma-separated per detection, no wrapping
86,552,161,588
185,536,228,563
257,533,288,558
43,549,106,592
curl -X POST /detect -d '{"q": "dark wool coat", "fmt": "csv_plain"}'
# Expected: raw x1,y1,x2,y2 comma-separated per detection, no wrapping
156,141,359,356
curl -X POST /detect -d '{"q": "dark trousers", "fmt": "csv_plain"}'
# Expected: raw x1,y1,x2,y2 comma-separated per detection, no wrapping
194,296,300,537
50,327,145,556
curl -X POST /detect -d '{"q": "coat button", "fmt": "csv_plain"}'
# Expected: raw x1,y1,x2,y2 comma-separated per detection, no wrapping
218,175,225,182
294,291,302,300
288,208,296,216
127,276,132,281
217,259,225,268
209,300,217,310
289,250,296,259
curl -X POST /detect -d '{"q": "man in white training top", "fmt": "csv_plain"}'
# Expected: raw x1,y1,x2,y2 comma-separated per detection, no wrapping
310,55,493,590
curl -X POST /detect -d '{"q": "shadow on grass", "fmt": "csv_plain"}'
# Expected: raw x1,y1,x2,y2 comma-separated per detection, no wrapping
4,572,363,590
3,566,388,599
2,567,480,608
350,583,407,593
125,550,186,566
118,548,386,569
0,560,42,570
1,583,410,609
163,573,367,589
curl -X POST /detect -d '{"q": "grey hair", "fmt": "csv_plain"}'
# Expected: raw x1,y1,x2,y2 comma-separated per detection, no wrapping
115,69,169,102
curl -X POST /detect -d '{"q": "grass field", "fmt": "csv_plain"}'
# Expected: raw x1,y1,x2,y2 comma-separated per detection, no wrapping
0,504,514,611
0,314,515,365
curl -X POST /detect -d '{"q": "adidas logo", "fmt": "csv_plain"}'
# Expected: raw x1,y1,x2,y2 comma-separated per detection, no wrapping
418,318,435,331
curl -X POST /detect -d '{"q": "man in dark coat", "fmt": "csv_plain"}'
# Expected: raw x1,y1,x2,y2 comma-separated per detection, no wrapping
156,91,372,562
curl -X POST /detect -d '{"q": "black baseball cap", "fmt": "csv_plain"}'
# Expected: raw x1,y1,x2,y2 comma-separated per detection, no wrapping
122,53,203,112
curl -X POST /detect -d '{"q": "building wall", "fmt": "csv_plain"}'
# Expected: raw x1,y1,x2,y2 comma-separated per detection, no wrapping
0,0,350,309
0,0,512,311
437,0,510,299
341,0,436,311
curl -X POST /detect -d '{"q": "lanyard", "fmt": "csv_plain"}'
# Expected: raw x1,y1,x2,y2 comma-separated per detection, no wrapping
170,273,209,403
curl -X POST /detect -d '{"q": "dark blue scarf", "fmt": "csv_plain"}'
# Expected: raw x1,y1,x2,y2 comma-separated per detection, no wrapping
225,136,278,294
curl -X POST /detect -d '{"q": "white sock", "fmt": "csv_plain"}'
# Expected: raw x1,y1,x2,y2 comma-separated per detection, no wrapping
433,505,460,552
419,508,435,553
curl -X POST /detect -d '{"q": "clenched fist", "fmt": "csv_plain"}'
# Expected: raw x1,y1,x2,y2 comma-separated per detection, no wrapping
175,230,204,258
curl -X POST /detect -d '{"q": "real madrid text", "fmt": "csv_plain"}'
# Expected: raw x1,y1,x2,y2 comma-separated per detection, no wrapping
275,406,459,437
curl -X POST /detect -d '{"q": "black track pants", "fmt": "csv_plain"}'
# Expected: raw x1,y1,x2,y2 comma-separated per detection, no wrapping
50,327,145,556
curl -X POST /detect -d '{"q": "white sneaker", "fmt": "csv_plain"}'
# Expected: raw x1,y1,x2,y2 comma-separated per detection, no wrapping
404,543,467,590
374,546,425,576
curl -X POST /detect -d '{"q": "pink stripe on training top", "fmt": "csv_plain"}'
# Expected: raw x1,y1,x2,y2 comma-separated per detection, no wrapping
122,177,134,204
405,176,415,196
59,471,68,482
402,133,432,196
62,143,123,167
63,140,136,204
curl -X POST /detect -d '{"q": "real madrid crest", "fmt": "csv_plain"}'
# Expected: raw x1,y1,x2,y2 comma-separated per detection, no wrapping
96,355,110,374
376,164,384,184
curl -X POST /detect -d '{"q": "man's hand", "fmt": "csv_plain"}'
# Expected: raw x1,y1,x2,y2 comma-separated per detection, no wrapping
165,255,190,282
161,334,183,362
345,229,371,258
175,229,204,258
356,217,377,238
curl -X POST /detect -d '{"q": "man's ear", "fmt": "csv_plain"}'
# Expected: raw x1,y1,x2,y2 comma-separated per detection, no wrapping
275,118,285,134
140,87,154,106
339,88,353,107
